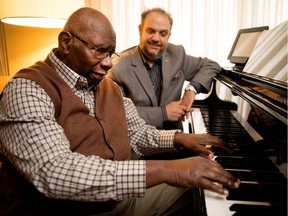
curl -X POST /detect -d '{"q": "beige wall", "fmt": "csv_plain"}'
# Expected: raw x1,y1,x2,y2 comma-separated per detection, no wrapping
0,0,85,19
0,0,86,92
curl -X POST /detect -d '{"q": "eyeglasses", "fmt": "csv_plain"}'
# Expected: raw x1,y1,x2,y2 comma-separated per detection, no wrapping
66,31,119,59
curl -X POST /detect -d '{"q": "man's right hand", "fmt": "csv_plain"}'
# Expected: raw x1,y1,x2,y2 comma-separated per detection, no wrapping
165,100,193,121
146,156,240,196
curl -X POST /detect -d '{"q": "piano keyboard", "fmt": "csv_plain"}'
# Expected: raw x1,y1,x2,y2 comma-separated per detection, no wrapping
187,108,287,216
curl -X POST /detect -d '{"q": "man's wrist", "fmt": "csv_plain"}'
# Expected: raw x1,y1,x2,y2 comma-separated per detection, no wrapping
185,83,197,94
173,132,184,151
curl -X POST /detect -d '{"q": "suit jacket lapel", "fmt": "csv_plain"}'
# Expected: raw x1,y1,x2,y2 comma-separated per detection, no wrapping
160,52,173,106
131,48,158,106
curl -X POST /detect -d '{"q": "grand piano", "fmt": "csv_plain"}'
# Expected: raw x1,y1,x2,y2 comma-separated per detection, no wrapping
187,21,287,216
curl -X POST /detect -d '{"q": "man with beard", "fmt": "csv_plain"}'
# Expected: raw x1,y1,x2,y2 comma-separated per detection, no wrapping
108,7,221,130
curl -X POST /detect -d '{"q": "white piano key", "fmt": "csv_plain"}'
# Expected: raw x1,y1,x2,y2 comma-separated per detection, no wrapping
204,190,270,216
189,108,207,134
182,117,190,134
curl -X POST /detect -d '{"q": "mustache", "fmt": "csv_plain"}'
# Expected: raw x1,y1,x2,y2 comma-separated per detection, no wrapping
86,69,106,85
148,40,161,46
91,68,106,76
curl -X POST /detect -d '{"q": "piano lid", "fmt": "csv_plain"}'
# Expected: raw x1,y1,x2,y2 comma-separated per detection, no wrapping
218,69,287,125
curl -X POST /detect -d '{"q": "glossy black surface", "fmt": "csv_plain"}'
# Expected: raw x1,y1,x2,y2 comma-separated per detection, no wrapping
193,71,287,215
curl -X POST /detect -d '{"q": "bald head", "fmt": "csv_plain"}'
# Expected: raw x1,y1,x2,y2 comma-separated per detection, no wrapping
55,7,117,84
63,7,115,42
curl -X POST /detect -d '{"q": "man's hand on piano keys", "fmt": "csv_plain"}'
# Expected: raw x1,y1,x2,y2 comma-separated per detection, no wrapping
173,133,232,159
147,156,241,195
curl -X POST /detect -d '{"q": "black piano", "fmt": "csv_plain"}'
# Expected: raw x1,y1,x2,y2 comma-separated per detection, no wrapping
188,68,287,216
186,22,288,216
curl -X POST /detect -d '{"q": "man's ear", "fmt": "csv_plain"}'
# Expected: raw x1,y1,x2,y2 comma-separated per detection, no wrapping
58,31,72,54
138,24,142,35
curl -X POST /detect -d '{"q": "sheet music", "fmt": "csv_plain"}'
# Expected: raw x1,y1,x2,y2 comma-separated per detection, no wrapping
244,20,288,82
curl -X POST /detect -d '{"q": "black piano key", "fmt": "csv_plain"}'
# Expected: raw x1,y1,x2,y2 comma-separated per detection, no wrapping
262,183,287,207
213,148,243,156
226,183,268,202
228,170,256,181
216,156,280,172
228,170,287,183
233,148,268,158
215,157,248,168
246,158,280,171
229,204,279,216
216,156,246,162
254,171,287,184
222,163,250,169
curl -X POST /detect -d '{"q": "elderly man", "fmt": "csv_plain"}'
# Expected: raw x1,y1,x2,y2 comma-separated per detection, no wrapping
0,7,239,216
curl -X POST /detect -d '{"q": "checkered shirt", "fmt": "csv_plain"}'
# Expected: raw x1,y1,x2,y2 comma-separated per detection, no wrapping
0,49,179,202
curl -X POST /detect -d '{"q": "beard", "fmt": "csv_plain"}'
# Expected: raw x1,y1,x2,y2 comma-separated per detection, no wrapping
141,41,166,62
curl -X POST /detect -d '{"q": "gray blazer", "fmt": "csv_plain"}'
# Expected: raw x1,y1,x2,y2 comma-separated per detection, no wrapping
108,44,221,129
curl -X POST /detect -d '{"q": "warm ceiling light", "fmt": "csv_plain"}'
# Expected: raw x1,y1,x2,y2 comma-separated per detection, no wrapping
1,17,66,28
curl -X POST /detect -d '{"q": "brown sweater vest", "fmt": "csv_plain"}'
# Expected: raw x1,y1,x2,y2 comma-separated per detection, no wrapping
0,57,132,215
14,57,131,160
